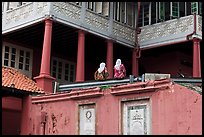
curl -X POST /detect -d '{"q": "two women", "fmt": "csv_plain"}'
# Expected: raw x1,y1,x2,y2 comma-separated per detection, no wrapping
94,59,126,80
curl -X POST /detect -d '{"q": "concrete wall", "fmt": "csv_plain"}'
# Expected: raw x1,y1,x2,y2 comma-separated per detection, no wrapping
28,81,202,135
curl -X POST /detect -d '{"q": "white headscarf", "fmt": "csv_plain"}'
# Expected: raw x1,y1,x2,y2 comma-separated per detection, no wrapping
115,59,121,70
98,62,105,73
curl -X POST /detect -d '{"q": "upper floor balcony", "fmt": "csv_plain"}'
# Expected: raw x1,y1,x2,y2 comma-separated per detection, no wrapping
2,2,202,49
139,14,202,49
2,2,135,48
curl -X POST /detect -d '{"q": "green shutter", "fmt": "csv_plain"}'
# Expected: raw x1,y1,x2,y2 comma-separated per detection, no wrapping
200,2,202,15
159,2,165,21
191,2,198,14
172,2,179,17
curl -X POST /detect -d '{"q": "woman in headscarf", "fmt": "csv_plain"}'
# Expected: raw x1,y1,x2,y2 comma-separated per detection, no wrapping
94,62,109,80
114,59,126,79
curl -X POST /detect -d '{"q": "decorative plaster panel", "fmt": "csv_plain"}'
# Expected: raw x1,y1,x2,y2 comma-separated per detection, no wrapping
2,2,49,34
52,2,81,21
138,15,194,48
36,2,48,14
5,3,34,25
113,21,135,43
85,10,109,32
197,15,202,38
197,15,202,32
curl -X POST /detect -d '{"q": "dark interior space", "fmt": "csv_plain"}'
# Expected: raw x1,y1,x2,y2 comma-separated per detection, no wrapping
139,41,194,77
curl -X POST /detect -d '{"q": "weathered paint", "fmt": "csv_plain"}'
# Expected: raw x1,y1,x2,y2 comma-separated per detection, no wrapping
26,79,201,135
151,84,202,135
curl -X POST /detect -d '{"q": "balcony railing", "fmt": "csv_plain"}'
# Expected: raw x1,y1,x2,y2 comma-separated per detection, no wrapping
2,2,49,34
138,15,202,49
2,2,136,48
2,2,202,49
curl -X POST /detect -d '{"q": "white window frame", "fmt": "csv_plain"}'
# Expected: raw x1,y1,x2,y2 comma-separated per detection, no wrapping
87,2,94,11
95,2,102,14
102,2,109,17
51,57,76,84
2,42,33,78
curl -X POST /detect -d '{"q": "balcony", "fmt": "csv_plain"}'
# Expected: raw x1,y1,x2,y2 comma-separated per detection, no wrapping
138,15,202,49
2,2,135,48
2,2,202,49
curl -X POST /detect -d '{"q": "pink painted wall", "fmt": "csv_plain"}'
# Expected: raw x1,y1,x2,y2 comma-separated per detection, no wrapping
28,83,202,135
151,84,202,134
2,97,22,135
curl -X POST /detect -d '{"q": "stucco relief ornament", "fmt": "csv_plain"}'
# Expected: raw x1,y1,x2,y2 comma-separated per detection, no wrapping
86,111,92,119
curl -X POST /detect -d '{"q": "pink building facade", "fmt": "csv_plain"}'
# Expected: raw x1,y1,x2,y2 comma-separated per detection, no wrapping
25,79,202,135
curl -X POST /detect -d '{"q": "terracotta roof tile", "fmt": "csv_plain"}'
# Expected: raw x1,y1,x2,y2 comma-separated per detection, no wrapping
2,66,45,94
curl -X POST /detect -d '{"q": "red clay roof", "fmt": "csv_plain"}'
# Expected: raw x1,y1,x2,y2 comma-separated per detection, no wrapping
2,66,44,94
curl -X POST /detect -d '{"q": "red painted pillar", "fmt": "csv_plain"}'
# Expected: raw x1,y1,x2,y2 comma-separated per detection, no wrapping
34,18,55,93
192,38,201,77
40,19,53,76
132,49,139,77
20,95,31,135
76,30,85,82
106,39,113,79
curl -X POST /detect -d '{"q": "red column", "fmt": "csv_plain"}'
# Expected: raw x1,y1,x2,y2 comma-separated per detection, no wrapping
20,95,31,135
106,39,113,79
40,19,53,76
34,18,55,93
192,38,201,77
76,30,85,82
132,49,139,77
